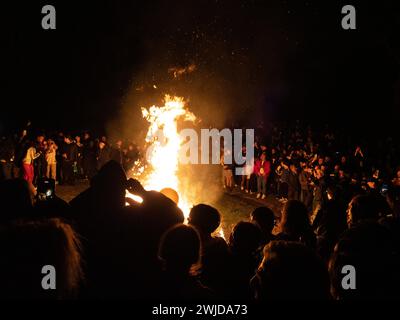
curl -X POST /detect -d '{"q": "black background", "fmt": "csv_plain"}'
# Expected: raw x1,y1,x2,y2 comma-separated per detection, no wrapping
2,0,399,136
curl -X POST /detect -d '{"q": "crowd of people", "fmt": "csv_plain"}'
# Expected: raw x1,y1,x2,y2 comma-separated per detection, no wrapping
224,123,400,219
0,128,141,185
0,122,400,300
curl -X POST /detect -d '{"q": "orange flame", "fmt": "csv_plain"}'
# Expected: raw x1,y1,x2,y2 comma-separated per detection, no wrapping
128,95,195,219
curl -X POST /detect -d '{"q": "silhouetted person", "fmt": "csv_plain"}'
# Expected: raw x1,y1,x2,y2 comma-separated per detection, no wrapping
346,194,385,228
251,241,331,300
96,141,111,171
34,134,47,182
188,204,230,298
70,162,184,298
126,178,184,239
0,136,14,181
250,206,276,245
125,179,185,297
69,160,139,298
71,160,127,215
111,140,123,166
61,136,77,185
0,218,84,299
82,132,96,179
0,178,34,224
314,186,348,263
287,163,300,200
276,200,316,249
329,222,400,299
157,224,213,300
379,216,400,259
228,221,264,299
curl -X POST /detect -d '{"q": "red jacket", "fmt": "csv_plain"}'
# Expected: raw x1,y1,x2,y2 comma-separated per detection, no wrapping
254,159,271,179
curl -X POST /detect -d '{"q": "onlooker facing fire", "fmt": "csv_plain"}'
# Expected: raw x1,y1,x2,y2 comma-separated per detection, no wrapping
254,153,271,200
45,139,58,181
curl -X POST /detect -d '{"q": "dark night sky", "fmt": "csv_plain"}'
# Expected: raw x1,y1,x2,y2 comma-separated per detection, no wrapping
2,0,399,135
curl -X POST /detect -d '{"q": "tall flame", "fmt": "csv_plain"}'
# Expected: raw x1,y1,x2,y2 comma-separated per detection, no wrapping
126,94,226,239
128,95,195,218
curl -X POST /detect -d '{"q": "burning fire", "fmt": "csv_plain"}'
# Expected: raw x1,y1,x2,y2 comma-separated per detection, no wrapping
127,95,196,218
126,94,226,239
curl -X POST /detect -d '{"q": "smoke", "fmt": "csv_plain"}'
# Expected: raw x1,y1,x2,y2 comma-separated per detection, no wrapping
178,163,223,207
106,58,239,140
105,0,285,142
104,0,285,205
106,62,231,205
168,64,197,79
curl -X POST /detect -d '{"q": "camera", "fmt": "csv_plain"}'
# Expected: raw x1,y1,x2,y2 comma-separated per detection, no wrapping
380,184,389,196
37,178,56,201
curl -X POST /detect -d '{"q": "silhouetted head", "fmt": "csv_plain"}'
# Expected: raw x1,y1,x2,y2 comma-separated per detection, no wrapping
0,218,84,299
159,224,200,274
346,194,383,227
188,204,221,236
0,179,34,224
250,207,275,235
36,135,45,143
90,160,127,208
379,216,400,254
229,221,264,256
160,188,179,205
329,222,398,300
280,200,310,238
253,241,330,300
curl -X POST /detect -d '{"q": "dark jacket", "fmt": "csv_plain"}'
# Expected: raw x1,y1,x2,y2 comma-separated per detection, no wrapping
97,146,111,170
62,143,78,162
